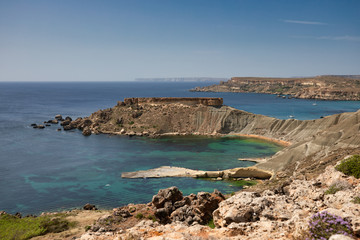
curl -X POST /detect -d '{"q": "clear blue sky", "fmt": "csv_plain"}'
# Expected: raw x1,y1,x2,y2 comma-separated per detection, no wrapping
0,0,359,81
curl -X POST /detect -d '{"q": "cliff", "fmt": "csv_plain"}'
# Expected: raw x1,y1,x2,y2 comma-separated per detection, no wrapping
191,75,360,100
63,97,360,178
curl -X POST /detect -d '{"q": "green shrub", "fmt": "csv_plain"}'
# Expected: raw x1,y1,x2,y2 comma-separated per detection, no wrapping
352,196,360,204
325,185,341,195
85,225,91,231
335,155,360,178
135,213,144,219
147,215,156,222
129,121,134,125
0,214,73,240
207,219,215,229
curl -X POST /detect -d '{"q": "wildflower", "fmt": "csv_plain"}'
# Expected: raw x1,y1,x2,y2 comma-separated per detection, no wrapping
308,211,353,239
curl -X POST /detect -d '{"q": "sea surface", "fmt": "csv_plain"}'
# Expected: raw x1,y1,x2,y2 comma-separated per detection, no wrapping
0,81,359,215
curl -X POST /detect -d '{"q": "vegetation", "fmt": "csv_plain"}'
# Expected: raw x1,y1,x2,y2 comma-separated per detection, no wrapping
335,155,360,178
146,215,157,222
352,196,360,204
0,213,74,240
207,219,215,229
129,121,134,125
308,211,353,239
324,180,351,195
135,213,144,219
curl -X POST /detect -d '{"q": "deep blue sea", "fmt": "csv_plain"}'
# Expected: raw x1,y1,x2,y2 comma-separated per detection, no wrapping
0,81,359,215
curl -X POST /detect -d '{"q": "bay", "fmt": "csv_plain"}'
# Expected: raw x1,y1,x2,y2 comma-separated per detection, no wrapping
0,81,358,215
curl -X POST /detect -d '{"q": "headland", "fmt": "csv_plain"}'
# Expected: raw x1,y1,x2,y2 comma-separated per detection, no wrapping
191,75,360,100
55,97,360,180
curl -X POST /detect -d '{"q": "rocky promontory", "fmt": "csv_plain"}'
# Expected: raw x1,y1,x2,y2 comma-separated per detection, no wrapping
62,97,360,180
191,75,360,100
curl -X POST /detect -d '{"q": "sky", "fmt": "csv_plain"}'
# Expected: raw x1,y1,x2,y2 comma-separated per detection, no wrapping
0,0,359,81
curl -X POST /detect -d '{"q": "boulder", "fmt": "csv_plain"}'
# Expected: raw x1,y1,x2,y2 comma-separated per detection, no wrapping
55,114,63,120
30,123,37,127
151,187,224,225
37,125,45,129
63,125,75,131
82,127,92,136
152,186,183,209
83,203,97,210
60,120,71,126
65,116,72,121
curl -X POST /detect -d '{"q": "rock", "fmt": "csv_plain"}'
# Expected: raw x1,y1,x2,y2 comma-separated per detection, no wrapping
116,117,123,125
45,124,51,127
127,131,135,137
152,186,183,209
30,123,37,127
83,203,97,210
57,128,61,131
82,127,92,136
65,116,72,121
37,125,45,129
329,234,354,240
120,129,126,134
63,125,75,131
48,119,58,124
14,212,22,218
155,208,171,224
132,112,142,118
55,114,63,120
60,120,71,126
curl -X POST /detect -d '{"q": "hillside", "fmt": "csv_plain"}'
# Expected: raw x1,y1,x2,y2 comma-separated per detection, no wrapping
191,75,360,100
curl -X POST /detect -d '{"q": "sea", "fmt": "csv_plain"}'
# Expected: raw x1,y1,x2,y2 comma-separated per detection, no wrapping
0,81,359,215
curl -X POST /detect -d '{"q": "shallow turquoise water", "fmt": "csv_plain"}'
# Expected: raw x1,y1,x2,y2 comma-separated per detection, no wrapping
6,134,281,215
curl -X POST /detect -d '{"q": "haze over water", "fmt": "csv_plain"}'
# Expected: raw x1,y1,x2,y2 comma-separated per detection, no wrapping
0,81,359,215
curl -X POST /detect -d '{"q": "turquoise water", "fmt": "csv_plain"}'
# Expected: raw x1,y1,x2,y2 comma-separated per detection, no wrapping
5,134,281,215
0,81,358,215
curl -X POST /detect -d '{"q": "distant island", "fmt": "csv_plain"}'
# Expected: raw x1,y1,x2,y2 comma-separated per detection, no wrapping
191,75,360,100
135,77,228,82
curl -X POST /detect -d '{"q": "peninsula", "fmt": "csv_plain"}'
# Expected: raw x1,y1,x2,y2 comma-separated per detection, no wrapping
59,97,360,180
191,75,360,100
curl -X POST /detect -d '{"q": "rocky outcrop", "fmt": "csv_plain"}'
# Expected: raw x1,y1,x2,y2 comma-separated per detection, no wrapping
60,97,359,178
191,75,360,100
151,186,225,225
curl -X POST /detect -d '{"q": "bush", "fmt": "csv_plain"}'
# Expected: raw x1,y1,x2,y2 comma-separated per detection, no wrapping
352,196,360,204
335,155,360,178
308,211,353,239
147,215,156,222
135,213,144,219
324,180,351,195
207,219,215,229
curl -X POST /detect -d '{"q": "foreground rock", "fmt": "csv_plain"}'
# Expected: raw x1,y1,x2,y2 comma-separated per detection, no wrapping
77,162,360,240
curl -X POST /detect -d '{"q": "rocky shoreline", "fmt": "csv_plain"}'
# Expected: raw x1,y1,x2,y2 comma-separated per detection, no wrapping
78,160,359,240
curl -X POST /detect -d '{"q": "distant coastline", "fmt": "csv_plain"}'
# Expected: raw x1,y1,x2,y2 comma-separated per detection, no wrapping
191,75,360,101
135,77,228,82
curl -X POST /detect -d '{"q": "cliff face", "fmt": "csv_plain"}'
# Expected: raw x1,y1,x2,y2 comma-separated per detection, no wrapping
191,75,360,100
67,97,360,176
